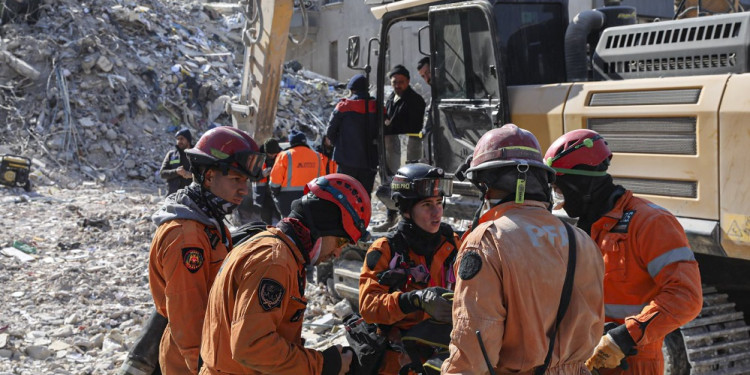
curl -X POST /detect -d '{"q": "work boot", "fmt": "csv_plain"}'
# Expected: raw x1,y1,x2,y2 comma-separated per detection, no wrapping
116,357,157,375
372,210,398,232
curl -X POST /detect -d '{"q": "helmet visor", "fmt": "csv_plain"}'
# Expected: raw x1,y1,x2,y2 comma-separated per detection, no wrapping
233,150,265,178
393,177,453,198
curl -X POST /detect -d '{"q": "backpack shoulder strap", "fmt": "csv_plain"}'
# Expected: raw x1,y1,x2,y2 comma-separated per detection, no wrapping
535,220,577,375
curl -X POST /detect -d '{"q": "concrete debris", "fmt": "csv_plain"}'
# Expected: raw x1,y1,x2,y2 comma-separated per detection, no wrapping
0,182,363,373
1,0,346,192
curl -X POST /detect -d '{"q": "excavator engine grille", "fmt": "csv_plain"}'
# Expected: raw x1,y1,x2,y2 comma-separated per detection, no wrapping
594,12,750,79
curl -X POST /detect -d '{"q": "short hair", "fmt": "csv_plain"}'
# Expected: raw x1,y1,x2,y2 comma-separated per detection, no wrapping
417,56,430,71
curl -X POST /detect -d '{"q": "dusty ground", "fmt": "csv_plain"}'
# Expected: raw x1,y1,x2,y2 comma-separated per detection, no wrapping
0,182,369,374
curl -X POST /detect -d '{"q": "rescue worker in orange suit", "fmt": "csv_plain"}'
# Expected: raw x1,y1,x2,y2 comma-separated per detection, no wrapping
269,129,323,217
442,124,605,375
255,138,282,224
199,174,371,375
544,129,703,374
148,126,265,374
359,163,460,374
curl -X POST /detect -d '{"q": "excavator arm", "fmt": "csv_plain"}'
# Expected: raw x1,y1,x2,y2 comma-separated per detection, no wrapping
229,0,294,142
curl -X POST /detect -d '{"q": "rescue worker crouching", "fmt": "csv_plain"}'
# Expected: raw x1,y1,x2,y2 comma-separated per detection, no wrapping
199,174,372,375
269,129,324,217
149,126,265,374
441,124,605,375
544,129,702,375
358,163,460,375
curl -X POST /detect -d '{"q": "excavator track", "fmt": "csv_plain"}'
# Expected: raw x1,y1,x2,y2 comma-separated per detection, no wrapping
666,286,750,375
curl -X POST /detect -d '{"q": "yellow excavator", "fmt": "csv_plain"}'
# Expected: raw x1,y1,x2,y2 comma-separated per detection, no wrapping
335,0,750,374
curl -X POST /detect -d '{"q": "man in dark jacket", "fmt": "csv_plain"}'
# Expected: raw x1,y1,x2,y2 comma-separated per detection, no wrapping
159,128,193,195
378,65,426,231
326,74,379,195
254,138,282,224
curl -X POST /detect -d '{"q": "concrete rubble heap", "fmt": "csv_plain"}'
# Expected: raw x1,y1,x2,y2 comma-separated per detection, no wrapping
1,0,352,373
0,0,346,191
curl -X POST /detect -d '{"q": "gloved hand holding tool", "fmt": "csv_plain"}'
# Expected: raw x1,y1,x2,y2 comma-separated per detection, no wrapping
398,286,453,323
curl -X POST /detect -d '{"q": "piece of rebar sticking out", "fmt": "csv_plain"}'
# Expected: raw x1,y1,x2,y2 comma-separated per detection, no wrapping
0,50,40,80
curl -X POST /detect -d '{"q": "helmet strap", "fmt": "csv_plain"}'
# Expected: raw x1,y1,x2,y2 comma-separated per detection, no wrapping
467,182,488,235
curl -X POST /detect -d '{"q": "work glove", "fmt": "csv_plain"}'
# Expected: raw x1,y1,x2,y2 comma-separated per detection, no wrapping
585,334,625,370
398,287,453,323
586,322,638,371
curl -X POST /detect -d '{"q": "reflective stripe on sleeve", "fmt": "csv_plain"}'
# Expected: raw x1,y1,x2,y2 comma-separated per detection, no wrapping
286,153,293,187
647,246,695,278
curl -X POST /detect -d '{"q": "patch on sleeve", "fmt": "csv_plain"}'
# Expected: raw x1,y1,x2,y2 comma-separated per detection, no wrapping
612,210,636,233
366,250,382,270
258,278,285,311
181,247,204,273
458,251,482,280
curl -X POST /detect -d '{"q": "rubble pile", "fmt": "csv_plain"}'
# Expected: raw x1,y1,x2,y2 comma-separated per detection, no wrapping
0,185,354,373
0,0,346,191
1,0,356,373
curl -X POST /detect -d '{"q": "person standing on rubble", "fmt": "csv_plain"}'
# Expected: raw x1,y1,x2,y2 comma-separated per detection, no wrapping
254,138,282,225
375,65,427,232
442,124,604,375
159,128,194,195
269,129,324,217
359,163,460,374
544,129,703,374
199,173,371,375
326,74,379,195
148,126,265,374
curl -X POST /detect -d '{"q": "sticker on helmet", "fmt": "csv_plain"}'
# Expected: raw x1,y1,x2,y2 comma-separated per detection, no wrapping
259,278,285,311
181,248,204,273
458,251,482,280
366,250,382,270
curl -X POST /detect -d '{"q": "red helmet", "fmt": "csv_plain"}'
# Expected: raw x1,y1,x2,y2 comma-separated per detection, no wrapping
186,127,264,179
466,124,554,176
544,129,612,176
305,173,371,243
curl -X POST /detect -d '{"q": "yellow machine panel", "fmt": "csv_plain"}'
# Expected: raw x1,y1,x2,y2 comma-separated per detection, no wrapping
561,75,729,222
508,83,572,149
718,73,750,259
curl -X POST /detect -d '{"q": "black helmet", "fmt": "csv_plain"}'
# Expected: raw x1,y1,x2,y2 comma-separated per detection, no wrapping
391,163,453,213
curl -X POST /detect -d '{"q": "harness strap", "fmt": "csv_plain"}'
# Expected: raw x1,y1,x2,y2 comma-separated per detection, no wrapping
535,221,577,375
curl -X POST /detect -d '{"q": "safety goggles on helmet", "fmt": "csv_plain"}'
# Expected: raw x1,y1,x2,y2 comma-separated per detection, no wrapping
391,177,453,198
210,148,264,178
232,149,265,178
544,134,609,177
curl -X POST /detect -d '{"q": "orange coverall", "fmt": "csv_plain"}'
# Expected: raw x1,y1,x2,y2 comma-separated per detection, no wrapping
200,227,335,375
592,191,702,375
149,219,230,374
359,230,460,374
269,145,323,216
442,200,605,375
